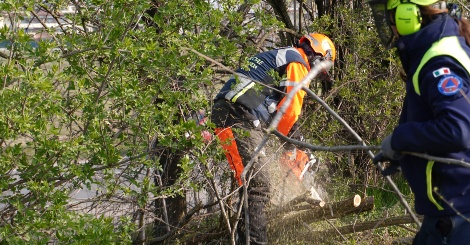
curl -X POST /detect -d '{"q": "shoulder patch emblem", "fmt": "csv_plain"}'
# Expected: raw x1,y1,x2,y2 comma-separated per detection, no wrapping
437,75,463,96
432,67,451,77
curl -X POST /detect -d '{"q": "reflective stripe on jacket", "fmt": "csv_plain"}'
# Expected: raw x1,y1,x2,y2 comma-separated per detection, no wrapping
215,47,310,136
411,36,470,211
413,36,470,95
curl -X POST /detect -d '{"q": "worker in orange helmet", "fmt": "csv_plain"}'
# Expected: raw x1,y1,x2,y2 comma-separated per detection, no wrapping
211,33,335,244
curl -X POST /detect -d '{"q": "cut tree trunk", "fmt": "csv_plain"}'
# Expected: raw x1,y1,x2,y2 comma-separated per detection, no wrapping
269,195,374,231
312,214,422,236
268,191,325,219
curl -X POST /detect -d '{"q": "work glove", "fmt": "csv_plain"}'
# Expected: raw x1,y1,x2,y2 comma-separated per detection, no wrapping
373,152,401,176
380,134,403,160
373,134,403,176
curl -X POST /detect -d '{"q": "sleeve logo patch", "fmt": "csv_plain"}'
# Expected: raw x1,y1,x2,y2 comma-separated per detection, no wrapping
437,75,462,95
433,67,451,77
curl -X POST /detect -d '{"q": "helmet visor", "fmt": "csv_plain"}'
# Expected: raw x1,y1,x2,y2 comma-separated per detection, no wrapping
368,0,395,49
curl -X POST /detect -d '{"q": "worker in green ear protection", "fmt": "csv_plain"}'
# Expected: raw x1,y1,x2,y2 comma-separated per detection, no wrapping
369,0,468,48
368,0,470,244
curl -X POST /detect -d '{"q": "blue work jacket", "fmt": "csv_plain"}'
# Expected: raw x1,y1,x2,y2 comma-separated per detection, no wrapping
392,14,470,216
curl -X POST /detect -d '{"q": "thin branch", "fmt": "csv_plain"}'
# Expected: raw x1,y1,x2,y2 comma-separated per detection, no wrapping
301,85,422,228
273,130,380,152
181,47,235,75
147,202,216,244
404,151,470,168
274,117,470,168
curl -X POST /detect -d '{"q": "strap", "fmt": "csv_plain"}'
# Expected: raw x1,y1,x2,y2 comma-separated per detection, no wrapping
224,73,256,103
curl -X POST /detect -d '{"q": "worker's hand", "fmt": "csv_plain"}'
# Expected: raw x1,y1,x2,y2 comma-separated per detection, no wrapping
382,161,401,176
373,134,403,176
380,134,403,160
372,152,402,176
372,151,388,165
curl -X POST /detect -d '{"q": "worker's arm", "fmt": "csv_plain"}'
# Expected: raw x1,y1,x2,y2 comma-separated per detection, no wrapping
277,62,309,136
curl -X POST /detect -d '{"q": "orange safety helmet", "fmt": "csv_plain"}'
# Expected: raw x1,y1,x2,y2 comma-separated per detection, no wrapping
299,33,336,62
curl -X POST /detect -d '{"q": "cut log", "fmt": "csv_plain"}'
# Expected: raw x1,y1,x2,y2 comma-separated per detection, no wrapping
268,191,325,219
269,195,374,231
313,214,422,236
290,215,423,243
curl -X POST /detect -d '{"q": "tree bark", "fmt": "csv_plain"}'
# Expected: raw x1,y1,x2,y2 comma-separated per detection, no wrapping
269,195,374,230
316,214,421,236
152,147,186,238
268,191,325,219
266,0,297,45
290,214,423,243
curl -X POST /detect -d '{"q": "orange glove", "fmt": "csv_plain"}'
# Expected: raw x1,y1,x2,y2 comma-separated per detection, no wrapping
280,149,310,180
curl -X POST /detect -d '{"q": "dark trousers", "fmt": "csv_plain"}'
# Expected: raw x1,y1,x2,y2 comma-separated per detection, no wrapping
234,128,270,245
413,213,470,245
211,99,271,244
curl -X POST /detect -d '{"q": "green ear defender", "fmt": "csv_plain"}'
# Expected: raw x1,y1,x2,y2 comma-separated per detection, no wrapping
395,3,422,35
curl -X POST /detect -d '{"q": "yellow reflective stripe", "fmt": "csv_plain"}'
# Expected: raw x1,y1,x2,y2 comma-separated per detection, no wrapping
413,36,470,95
231,82,255,103
426,161,444,210
224,73,256,102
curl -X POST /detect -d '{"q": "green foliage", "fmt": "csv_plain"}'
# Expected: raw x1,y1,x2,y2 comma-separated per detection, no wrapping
366,174,413,208
0,210,133,244
0,0,255,242
301,3,404,182
0,0,417,243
